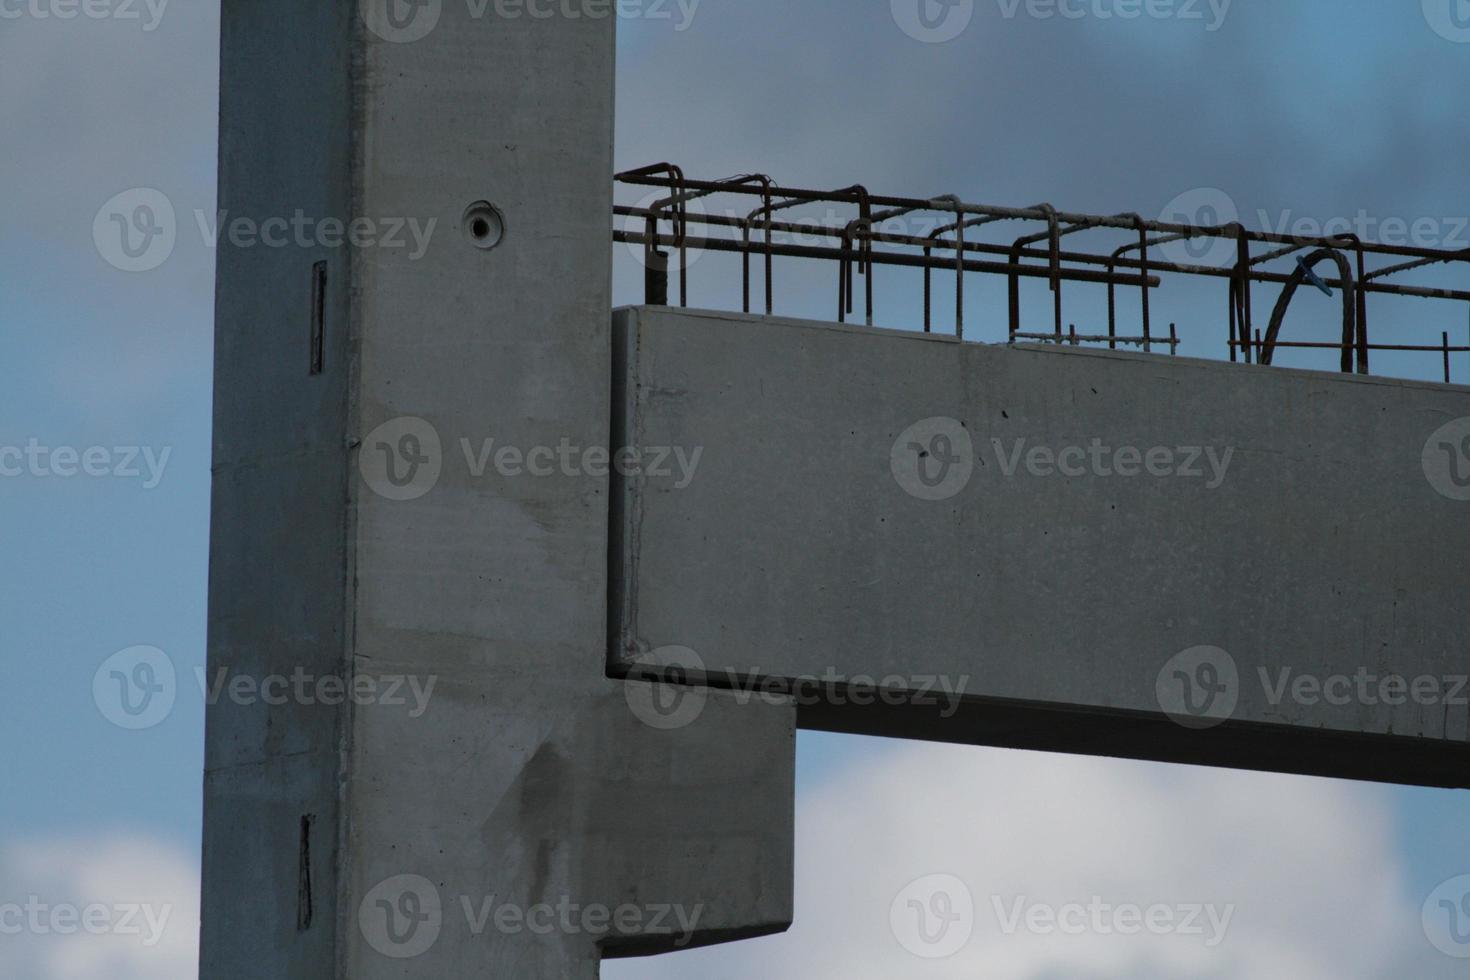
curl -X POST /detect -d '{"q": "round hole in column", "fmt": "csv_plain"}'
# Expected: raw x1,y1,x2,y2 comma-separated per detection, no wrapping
462,201,505,250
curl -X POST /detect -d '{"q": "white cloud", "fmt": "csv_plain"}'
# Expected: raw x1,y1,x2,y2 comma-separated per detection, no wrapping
0,835,199,980
607,740,1450,979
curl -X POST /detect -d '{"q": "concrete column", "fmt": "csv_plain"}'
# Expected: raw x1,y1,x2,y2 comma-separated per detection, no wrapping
203,3,795,976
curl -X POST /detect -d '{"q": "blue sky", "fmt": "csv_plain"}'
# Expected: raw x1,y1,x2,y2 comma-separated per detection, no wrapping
4,1,1470,976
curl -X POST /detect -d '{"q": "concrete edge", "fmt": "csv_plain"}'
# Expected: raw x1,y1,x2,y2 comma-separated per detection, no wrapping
613,304,1470,396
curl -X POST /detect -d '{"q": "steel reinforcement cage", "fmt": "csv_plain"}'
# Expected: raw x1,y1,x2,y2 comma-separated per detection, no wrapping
614,164,1470,382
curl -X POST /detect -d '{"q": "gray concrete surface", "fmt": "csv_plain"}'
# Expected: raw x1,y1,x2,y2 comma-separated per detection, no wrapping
203,9,793,979
612,306,1470,787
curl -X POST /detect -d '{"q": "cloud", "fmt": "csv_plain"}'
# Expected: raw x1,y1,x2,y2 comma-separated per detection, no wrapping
0,835,199,980
606,739,1457,979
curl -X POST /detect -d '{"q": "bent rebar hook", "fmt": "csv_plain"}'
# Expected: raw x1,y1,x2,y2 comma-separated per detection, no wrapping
1259,247,1360,373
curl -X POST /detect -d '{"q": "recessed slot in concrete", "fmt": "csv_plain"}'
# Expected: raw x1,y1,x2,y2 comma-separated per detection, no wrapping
308,261,327,375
